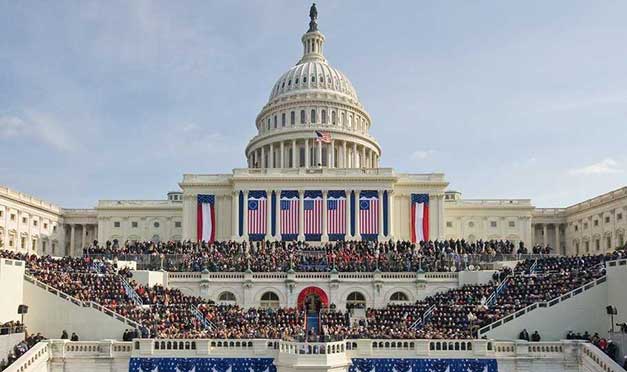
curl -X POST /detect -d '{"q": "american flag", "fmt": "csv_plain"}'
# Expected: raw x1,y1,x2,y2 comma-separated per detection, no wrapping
327,191,346,235
280,191,299,236
359,191,379,235
315,130,331,143
247,192,267,236
304,192,323,235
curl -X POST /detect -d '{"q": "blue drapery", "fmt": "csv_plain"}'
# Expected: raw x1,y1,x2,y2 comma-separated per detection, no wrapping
129,358,276,372
349,358,498,372
130,357,496,372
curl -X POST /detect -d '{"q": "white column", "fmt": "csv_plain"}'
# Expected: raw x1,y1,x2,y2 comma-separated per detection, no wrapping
81,224,87,251
378,190,384,241
232,191,239,240
369,150,374,168
353,142,358,168
275,190,282,239
269,144,274,168
342,141,347,168
291,140,297,168
305,139,310,169
280,141,285,168
243,190,249,240
261,147,265,168
322,190,329,242
317,139,322,167
345,189,352,239
542,224,547,247
388,190,394,239
265,190,273,240
70,224,75,256
555,224,560,254
298,190,305,241
437,194,444,240
361,146,366,168
330,140,335,168
354,189,361,239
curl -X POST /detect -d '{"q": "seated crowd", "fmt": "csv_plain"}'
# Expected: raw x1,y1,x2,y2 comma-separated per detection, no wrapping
0,247,625,342
82,239,548,273
0,321,24,336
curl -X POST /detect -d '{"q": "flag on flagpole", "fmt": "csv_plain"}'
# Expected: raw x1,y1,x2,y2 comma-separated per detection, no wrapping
410,193,429,243
315,130,332,143
197,194,215,242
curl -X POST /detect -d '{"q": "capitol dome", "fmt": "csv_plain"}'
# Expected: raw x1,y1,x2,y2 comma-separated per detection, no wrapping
245,4,381,170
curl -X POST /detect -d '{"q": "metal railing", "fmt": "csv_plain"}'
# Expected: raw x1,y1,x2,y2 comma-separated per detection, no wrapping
190,306,214,330
410,304,435,330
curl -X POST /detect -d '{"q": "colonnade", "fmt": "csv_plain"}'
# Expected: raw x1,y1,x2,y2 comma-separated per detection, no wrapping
66,223,98,256
231,189,394,242
247,139,379,169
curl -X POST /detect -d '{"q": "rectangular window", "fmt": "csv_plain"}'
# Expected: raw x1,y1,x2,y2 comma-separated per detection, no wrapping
446,221,453,228
508,221,516,228
290,111,295,125
618,213,623,221
282,113,286,127
594,220,599,226
575,225,578,232
44,223,48,229
132,221,138,228
22,217,27,224
10,214,15,221
33,220,37,226
32,239,36,250
0,210,3,217
9,239,13,247
53,226,57,233
114,221,121,228
490,221,497,228
175,221,182,228
605,216,610,224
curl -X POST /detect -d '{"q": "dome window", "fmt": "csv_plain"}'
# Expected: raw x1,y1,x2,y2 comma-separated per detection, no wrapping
267,119,271,130
300,110,306,124
281,113,286,127
295,78,299,84
288,79,291,86
290,111,295,125
320,76,324,83
303,76,307,83
321,110,327,124
310,109,316,123
281,81,285,88
332,111,336,125
274,116,277,128
312,75,316,83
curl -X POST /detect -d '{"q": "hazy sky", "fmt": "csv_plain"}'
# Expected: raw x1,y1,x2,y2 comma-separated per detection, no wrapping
1,1,626,208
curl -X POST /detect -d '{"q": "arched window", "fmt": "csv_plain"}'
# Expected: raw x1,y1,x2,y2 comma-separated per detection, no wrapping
290,111,295,125
311,109,316,123
218,291,236,303
321,110,327,124
390,292,409,302
300,110,306,124
274,116,277,129
281,113,286,127
267,119,271,130
260,292,280,309
332,111,336,125
346,291,366,310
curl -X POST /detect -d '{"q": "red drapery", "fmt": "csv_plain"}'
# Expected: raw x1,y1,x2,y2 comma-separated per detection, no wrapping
297,286,329,309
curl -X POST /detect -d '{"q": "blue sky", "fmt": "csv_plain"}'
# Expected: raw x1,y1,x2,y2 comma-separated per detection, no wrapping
1,0,625,208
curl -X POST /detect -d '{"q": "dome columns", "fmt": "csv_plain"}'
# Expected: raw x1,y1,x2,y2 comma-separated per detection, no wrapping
247,137,379,169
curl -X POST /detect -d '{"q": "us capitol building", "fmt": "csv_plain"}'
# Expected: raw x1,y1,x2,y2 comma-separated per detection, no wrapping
0,8,625,258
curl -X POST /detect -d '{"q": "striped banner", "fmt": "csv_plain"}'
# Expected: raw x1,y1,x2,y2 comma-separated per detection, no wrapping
280,190,299,239
359,190,379,237
247,191,267,239
196,194,215,242
327,190,346,239
304,190,323,239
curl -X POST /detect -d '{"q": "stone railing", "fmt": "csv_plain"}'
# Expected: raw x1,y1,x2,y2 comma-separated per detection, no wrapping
24,274,142,329
478,275,608,336
2,341,50,372
581,342,625,372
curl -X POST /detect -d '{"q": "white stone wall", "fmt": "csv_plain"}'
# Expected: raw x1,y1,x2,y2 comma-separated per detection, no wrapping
166,271,462,310
0,186,64,256
0,258,25,323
